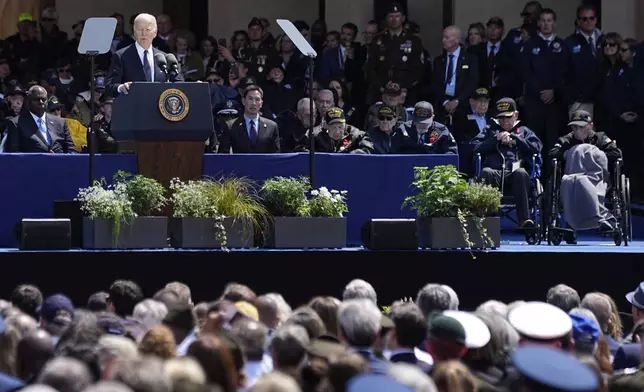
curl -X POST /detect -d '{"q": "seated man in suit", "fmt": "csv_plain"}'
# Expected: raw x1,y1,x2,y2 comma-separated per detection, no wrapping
398,102,458,155
296,107,374,154
218,85,280,154
453,88,494,176
105,13,183,97
5,85,76,153
472,98,542,229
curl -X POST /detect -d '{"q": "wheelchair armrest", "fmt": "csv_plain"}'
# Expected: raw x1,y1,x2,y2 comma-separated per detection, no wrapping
475,153,482,177
530,154,537,178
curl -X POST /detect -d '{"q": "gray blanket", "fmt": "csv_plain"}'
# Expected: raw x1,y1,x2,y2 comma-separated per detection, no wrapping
560,144,611,230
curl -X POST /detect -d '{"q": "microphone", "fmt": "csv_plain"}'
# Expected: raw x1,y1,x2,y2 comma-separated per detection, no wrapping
165,53,180,82
154,52,168,80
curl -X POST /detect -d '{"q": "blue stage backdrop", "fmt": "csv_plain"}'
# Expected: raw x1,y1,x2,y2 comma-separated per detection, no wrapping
0,153,458,247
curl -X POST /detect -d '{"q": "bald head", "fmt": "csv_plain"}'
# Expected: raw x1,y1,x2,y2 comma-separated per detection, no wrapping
133,13,157,49
442,26,462,52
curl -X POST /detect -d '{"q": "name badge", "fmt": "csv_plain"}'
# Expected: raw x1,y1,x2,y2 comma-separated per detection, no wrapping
467,114,476,120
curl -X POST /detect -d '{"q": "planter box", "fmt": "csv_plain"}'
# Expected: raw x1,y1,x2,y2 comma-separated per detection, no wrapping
417,217,500,250
83,217,168,249
268,217,346,249
170,217,254,248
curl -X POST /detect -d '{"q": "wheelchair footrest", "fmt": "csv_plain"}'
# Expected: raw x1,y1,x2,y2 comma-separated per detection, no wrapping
551,227,575,235
515,226,540,235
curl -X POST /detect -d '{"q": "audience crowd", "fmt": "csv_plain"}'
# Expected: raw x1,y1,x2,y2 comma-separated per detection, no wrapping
2,279,644,392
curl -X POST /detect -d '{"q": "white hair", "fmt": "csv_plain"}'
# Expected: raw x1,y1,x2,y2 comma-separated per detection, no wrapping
297,98,317,113
316,89,334,100
338,299,381,346
477,300,509,317
264,293,292,326
21,386,59,392
97,335,139,367
134,13,157,30
251,372,301,392
133,299,168,330
164,357,206,386
387,363,438,392
441,285,459,310
82,382,135,392
37,357,93,392
342,279,377,304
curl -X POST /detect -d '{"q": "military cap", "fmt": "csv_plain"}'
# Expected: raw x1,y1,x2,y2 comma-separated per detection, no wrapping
306,338,347,359
495,98,518,118
428,313,466,345
472,87,490,100
413,101,434,124
508,301,572,340
386,2,405,15
382,81,402,95
377,105,396,118
443,310,491,349
325,107,346,125
512,346,599,392
46,95,65,111
568,110,592,127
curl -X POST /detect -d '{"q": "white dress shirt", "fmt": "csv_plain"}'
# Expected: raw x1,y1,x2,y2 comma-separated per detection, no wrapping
445,46,461,97
135,41,155,81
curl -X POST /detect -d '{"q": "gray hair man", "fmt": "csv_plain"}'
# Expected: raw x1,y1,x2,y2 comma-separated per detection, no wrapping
342,279,377,304
338,299,389,374
37,357,93,392
547,284,581,313
271,324,310,377
416,284,452,318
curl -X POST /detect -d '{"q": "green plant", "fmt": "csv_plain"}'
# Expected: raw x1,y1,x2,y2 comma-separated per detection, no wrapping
170,178,226,245
402,165,467,218
75,179,135,245
261,177,310,217
309,187,348,217
113,171,167,216
202,177,270,237
403,165,501,252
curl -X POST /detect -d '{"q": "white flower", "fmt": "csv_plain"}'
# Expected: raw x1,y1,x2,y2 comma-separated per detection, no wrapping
341,190,348,195
331,189,339,194
310,190,319,196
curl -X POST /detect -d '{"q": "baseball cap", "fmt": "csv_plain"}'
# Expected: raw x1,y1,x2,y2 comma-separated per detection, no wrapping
38,294,74,324
378,105,396,118
214,99,241,116
88,291,109,311
18,13,33,23
508,301,572,340
512,346,599,392
568,110,592,127
47,95,65,111
570,314,599,346
413,101,434,124
234,301,259,321
325,107,346,125
428,313,466,345
443,311,491,349
495,98,518,118
472,87,490,100
382,81,402,95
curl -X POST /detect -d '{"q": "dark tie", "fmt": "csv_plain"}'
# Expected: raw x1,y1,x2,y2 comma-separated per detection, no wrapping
143,50,152,81
339,47,345,70
249,120,258,145
588,36,596,57
446,54,454,87
487,46,496,86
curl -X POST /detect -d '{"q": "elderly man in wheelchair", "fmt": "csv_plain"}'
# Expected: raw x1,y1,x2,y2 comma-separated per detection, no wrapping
547,110,631,245
472,98,544,231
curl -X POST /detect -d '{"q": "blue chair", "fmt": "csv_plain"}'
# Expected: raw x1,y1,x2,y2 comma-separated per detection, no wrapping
475,153,546,245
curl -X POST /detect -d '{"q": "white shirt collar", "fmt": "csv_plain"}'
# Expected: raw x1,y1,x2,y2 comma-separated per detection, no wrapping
539,33,555,42
135,41,153,58
448,46,461,58
244,114,260,124
30,111,46,124
487,41,500,50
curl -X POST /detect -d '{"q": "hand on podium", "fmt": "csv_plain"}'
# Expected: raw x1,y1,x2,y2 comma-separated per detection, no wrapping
118,82,133,95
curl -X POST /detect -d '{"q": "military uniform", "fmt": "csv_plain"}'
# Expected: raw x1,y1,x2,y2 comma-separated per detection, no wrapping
296,107,374,154
365,22,425,103
241,18,280,81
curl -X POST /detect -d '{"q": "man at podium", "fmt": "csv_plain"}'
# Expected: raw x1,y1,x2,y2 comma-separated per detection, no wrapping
105,13,183,97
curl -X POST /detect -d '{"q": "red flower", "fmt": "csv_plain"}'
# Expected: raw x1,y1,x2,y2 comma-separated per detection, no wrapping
343,139,350,147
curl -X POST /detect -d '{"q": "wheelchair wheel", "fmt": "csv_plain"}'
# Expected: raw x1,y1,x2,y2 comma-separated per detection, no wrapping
548,229,563,246
614,229,623,246
525,233,539,245
622,175,632,245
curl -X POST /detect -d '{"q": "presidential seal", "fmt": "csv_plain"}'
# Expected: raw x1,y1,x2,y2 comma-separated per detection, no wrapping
159,88,189,122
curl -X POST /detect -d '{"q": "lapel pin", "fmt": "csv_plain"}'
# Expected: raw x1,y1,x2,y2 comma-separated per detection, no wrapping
264,123,267,128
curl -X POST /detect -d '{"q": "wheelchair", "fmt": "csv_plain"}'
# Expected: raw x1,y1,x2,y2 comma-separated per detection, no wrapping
547,157,632,246
475,153,546,245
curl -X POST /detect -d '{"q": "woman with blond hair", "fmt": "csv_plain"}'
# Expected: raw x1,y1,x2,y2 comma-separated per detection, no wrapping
432,361,478,392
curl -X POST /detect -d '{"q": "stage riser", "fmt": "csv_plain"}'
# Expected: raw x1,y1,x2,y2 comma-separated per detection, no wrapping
0,250,639,330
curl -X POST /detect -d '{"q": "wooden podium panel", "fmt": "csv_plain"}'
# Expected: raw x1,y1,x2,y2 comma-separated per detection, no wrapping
135,141,204,187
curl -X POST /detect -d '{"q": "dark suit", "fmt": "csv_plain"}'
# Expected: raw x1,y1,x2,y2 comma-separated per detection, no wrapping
218,116,280,154
432,48,479,123
6,111,77,153
105,43,183,97
390,352,432,373
320,44,366,85
613,343,640,371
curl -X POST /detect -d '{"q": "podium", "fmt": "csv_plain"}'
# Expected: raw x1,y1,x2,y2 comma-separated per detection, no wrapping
111,82,213,186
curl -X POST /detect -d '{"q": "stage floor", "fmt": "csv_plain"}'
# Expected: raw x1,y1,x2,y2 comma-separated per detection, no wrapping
1,237,642,254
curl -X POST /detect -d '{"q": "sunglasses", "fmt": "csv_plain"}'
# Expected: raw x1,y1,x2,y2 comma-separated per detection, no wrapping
580,16,596,22
605,42,617,48
379,116,394,121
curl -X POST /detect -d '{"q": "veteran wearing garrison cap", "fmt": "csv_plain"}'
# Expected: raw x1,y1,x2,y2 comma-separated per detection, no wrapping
296,107,374,154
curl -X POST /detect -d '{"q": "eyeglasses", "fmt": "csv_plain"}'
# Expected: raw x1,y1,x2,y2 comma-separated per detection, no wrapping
605,42,617,48
580,16,596,22
379,116,394,121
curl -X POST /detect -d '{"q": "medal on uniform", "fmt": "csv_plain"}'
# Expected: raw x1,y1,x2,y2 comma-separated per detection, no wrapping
258,66,263,73
402,55,408,62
